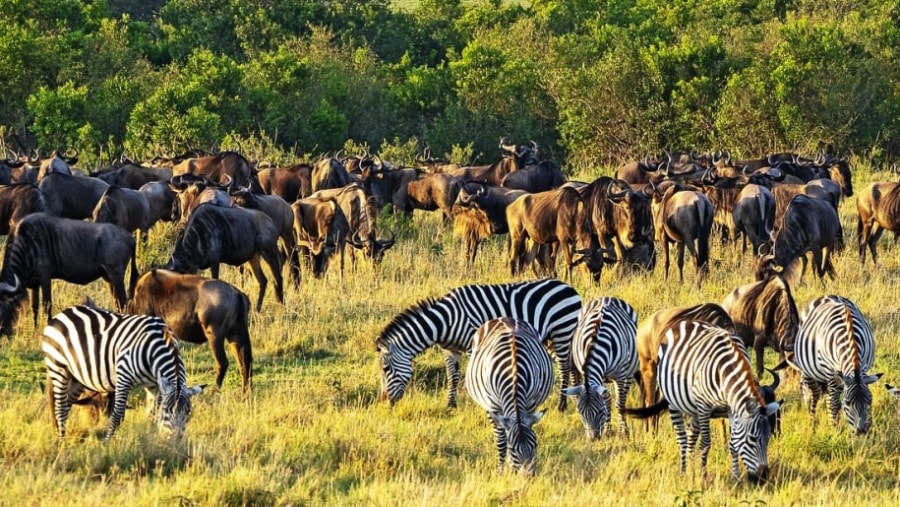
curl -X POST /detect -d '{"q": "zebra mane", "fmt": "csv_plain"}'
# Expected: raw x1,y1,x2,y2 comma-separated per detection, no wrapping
162,324,185,396
845,303,861,380
723,330,766,411
509,320,523,421
376,297,439,348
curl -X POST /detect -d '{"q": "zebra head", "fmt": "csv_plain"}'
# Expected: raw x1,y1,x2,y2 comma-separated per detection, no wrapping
842,372,882,434
730,401,780,483
493,412,542,476
377,342,413,406
156,380,206,437
562,383,610,440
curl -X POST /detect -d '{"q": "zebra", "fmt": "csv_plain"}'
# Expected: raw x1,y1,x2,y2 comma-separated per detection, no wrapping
376,278,580,410
465,317,555,475
625,320,779,482
791,295,881,434
42,305,205,440
562,297,638,439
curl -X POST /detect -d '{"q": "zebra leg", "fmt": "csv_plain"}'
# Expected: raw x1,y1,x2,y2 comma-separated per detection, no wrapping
443,351,461,408
827,377,843,427
670,410,689,473
47,370,80,438
106,378,133,441
615,378,631,437
802,376,824,424
696,410,713,478
490,416,508,473
556,346,571,412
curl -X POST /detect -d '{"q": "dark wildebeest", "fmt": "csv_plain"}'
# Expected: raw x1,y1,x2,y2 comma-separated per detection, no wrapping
614,157,664,185
36,150,78,180
506,187,592,279
166,203,284,311
500,160,565,193
138,181,178,230
229,187,301,286
91,186,151,244
363,165,421,214
128,269,252,391
0,213,138,333
406,172,462,220
292,196,351,279
578,177,655,270
732,184,775,256
857,181,900,265
650,184,714,284
0,184,45,235
256,163,312,202
308,184,396,266
168,174,232,229
39,173,110,220
0,158,24,185
722,274,800,378
311,157,352,193
91,159,173,189
757,194,843,284
170,151,252,188
451,182,527,267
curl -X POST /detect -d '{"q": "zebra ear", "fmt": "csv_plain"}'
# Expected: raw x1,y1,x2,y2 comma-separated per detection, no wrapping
763,400,781,417
863,373,883,385
491,414,516,430
530,411,544,425
186,384,207,397
590,383,609,396
561,386,585,397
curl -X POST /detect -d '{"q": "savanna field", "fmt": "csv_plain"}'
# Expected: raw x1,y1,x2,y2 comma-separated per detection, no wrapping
0,161,898,507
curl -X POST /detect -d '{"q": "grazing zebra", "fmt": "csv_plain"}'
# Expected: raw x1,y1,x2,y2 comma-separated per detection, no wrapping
626,320,779,482
465,317,555,475
791,295,881,434
42,305,205,440
377,278,580,410
562,297,638,439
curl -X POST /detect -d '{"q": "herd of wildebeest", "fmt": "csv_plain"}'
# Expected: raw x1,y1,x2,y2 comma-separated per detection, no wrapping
2,138,900,482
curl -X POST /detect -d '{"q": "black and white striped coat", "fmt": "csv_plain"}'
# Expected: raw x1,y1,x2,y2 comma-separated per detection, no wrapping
42,305,204,440
377,278,580,410
649,320,779,482
465,317,555,475
562,297,638,439
791,295,880,434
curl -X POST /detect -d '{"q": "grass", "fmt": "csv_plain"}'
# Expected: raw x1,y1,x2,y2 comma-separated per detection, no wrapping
2,160,900,506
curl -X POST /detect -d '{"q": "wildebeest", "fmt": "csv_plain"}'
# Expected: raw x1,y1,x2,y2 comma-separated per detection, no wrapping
451,182,527,267
39,173,110,220
857,181,900,265
406,172,462,220
721,274,800,378
0,213,138,333
308,184,396,266
292,196,351,279
165,203,284,311
501,160,565,193
732,184,775,255
168,174,232,228
127,269,252,391
91,159,173,189
92,186,151,244
36,150,78,180
256,163,312,202
311,156,352,193
0,184,45,235
650,184,714,284
578,176,655,270
442,144,520,186
170,151,252,188
363,165,421,214
229,187,300,286
138,181,178,230
757,194,843,284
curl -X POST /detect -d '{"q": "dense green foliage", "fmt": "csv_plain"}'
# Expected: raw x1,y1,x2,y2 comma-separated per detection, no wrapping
2,0,899,168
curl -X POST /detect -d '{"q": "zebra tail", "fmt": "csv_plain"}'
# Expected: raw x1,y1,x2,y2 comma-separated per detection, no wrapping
623,398,669,419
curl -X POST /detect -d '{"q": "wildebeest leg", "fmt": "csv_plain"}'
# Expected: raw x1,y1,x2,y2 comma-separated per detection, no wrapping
230,336,253,392
210,263,220,279
753,337,765,379
40,279,52,324
662,240,671,280
676,241,687,282
868,227,884,265
245,255,268,311
260,247,284,305
206,328,229,389
31,288,40,327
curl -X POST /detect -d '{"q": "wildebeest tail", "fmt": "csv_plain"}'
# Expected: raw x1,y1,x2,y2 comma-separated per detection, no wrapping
697,200,711,274
127,239,138,300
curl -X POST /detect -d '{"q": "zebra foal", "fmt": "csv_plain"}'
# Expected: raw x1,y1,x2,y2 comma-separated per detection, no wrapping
42,305,205,440
562,297,638,439
791,295,881,434
465,317,554,476
626,320,779,482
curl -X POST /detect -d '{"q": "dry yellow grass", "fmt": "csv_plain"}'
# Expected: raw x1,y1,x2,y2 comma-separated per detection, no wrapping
1,161,900,506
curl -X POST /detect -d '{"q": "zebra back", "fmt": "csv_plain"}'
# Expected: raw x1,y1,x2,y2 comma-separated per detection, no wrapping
572,297,638,382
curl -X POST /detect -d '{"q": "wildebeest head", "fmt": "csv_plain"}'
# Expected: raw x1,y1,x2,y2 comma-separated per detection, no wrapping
0,275,26,336
348,229,396,264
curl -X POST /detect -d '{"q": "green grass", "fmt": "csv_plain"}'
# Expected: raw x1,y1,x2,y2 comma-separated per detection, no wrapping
3,161,900,506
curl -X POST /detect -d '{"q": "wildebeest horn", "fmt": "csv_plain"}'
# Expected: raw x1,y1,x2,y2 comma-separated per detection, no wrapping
378,229,397,247
767,154,777,166
0,275,20,293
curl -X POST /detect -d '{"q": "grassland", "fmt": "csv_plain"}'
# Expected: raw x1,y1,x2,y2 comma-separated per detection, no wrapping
2,161,900,507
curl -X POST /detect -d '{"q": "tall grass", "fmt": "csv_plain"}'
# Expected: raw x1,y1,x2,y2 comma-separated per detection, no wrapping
2,161,900,506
